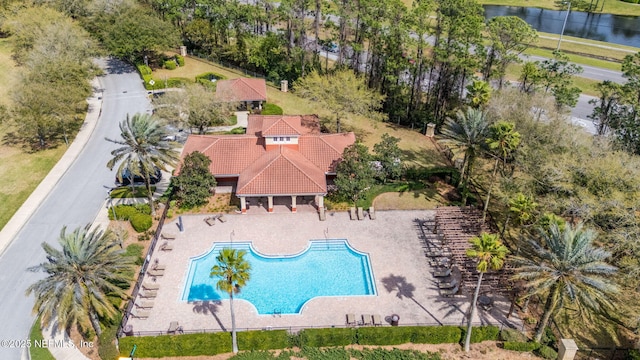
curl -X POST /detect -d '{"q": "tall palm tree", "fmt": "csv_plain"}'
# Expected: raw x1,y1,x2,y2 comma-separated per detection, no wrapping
464,233,509,352
106,113,179,215
512,222,619,342
482,121,521,222
466,79,492,109
26,225,135,337
211,248,251,353
441,108,491,205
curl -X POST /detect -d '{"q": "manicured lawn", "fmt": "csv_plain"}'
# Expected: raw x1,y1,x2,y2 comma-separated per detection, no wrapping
29,319,56,360
110,186,156,198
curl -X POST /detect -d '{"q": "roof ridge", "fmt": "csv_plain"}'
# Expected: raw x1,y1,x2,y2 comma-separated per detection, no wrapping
238,77,262,100
237,149,282,192
281,148,326,190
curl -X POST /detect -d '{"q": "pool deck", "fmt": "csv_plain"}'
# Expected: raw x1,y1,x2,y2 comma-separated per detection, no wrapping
125,210,522,335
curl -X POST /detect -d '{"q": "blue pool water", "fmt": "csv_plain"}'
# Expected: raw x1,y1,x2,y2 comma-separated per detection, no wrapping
181,240,376,314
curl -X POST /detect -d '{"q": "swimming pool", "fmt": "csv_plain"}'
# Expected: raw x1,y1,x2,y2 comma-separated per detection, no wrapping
181,240,377,314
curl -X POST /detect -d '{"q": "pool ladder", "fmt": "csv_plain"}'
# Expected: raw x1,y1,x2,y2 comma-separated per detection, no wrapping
273,309,282,317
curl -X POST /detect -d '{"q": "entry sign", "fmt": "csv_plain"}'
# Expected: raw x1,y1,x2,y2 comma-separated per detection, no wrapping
149,79,155,86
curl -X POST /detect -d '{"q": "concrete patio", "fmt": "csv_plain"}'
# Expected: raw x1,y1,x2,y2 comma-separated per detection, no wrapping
124,210,522,335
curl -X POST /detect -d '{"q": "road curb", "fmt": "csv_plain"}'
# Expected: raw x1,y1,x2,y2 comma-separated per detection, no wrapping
0,76,104,257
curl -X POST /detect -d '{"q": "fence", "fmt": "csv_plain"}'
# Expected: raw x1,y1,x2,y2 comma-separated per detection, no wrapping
190,52,267,81
116,198,171,340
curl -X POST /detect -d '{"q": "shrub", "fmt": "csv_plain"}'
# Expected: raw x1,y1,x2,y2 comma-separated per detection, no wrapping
134,203,151,215
460,325,500,344
98,317,120,360
167,77,189,87
108,204,138,220
410,326,462,344
237,330,289,351
299,328,356,347
130,213,152,232
119,333,232,357
535,345,558,359
226,127,246,135
357,327,414,345
629,349,640,360
195,72,226,89
503,341,540,352
405,166,460,185
261,103,284,115
176,54,185,66
164,60,177,70
500,328,528,343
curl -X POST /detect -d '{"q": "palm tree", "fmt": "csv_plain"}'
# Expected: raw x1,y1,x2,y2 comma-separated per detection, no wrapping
441,108,491,205
512,222,619,342
482,121,521,222
464,233,509,352
211,248,251,353
26,225,135,337
106,113,179,215
466,80,492,108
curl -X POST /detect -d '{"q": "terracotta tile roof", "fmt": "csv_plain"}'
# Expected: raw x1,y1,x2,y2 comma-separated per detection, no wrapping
181,135,265,176
246,115,321,136
215,78,267,102
298,132,356,173
236,147,326,195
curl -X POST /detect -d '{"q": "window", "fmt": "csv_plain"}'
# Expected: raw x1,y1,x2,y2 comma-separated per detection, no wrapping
280,137,284,141
272,137,278,142
286,137,290,141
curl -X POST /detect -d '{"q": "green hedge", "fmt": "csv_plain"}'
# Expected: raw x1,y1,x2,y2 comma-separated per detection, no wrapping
503,341,540,352
460,325,500,344
119,333,232,357
500,328,528,343
238,330,289,351
164,60,177,70
108,204,138,220
195,72,226,89
176,54,185,66
261,103,283,115
130,213,152,232
535,345,558,359
357,326,461,345
300,328,356,347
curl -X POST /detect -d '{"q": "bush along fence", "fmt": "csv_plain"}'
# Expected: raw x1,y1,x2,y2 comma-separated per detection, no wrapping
118,325,502,358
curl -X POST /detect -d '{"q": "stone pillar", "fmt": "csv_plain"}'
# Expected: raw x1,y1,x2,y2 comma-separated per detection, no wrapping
317,196,324,211
240,197,247,214
426,123,436,137
180,46,187,56
291,195,297,213
268,196,274,213
280,80,288,92
558,339,579,360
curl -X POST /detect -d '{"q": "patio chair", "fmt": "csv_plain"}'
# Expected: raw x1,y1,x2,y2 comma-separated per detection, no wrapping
357,207,364,220
160,242,173,251
142,282,160,290
440,285,459,297
168,321,179,334
346,313,356,326
135,300,155,309
369,207,376,220
372,314,382,326
433,268,451,277
139,290,158,298
161,232,176,240
218,214,227,223
131,309,150,319
151,261,166,271
438,278,457,289
349,207,356,220
362,314,373,325
205,216,216,226
148,268,165,277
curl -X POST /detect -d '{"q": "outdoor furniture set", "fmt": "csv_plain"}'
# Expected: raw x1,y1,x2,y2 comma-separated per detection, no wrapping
204,214,228,226
346,313,383,326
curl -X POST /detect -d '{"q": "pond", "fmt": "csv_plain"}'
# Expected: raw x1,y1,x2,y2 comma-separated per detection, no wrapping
483,5,640,48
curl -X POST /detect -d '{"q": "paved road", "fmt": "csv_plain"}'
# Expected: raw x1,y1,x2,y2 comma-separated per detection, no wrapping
0,58,150,360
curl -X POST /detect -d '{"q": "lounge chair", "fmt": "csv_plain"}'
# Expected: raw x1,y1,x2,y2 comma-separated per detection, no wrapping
346,313,356,326
349,207,356,220
131,309,150,319
142,282,160,290
148,268,165,277
369,207,376,220
218,214,227,223
433,268,451,277
160,242,173,251
151,262,166,271
139,290,158,298
205,216,216,226
372,314,382,326
362,314,373,325
161,232,176,240
168,321,179,334
136,300,155,309
357,207,364,220
440,285,459,297
438,278,458,289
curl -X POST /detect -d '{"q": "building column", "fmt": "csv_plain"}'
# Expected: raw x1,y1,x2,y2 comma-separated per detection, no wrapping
291,195,297,213
268,196,274,213
240,197,247,214
316,195,324,212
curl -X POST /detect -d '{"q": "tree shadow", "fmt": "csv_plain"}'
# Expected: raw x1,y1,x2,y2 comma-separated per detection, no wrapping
381,273,443,325
192,300,226,331
105,57,137,75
